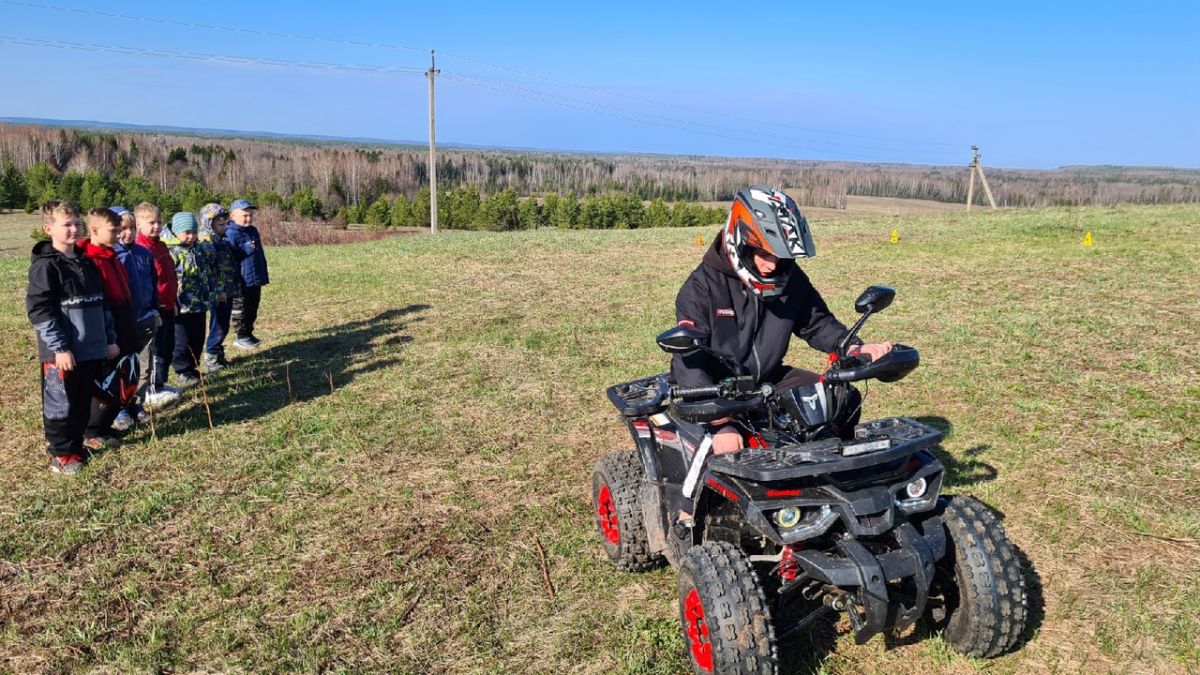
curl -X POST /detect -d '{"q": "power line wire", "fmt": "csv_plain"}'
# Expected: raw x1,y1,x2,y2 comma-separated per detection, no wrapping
446,72,961,162
2,0,961,151
0,0,429,52
0,35,426,74
442,73,956,163
439,51,961,149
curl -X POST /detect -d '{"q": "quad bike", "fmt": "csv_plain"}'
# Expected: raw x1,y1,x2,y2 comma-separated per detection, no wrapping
592,286,1026,674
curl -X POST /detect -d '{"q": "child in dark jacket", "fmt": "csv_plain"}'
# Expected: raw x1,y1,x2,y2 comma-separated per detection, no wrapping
26,200,117,475
200,203,237,370
166,212,217,386
226,198,268,349
113,206,171,429
77,208,141,449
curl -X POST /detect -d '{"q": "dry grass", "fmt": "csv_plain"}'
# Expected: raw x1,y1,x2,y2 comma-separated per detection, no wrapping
0,204,1197,673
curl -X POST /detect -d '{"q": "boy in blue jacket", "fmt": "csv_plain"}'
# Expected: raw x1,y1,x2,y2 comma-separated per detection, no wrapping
26,200,118,475
112,206,175,430
226,198,269,349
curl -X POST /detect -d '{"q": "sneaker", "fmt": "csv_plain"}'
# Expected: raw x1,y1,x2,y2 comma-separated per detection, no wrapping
204,354,228,372
176,372,201,388
50,454,85,475
112,409,135,432
144,388,180,410
135,406,152,424
82,436,120,452
163,384,183,396
233,336,261,350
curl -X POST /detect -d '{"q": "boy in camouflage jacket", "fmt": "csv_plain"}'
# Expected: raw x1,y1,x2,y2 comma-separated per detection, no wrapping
199,203,239,370
165,212,218,386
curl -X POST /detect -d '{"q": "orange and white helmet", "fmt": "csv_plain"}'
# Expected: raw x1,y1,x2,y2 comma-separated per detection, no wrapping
723,185,815,298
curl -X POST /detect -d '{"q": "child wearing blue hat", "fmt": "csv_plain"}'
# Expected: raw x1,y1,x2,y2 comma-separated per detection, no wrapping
225,198,269,349
167,212,217,386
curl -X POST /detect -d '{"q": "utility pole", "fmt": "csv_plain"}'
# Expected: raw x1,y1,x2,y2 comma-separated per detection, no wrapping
427,50,440,234
966,145,997,211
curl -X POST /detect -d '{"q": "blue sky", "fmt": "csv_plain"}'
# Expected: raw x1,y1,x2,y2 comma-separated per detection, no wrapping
0,0,1197,169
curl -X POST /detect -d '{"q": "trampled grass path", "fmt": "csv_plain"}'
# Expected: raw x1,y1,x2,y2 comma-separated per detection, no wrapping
1,205,1197,673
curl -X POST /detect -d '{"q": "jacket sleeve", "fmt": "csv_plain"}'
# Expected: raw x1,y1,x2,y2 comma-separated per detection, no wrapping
228,228,254,259
670,270,719,388
26,258,71,353
789,270,855,354
104,303,117,347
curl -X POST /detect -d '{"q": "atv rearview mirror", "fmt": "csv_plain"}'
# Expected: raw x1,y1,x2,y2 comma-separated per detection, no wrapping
656,325,709,354
854,285,896,314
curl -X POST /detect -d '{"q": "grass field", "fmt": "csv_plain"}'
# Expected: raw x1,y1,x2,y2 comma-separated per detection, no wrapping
1,204,1197,673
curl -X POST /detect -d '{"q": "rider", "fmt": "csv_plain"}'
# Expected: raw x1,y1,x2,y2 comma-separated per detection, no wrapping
673,185,893,459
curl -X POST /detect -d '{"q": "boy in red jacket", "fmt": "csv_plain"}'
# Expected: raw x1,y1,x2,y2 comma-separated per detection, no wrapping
134,202,181,409
78,208,141,449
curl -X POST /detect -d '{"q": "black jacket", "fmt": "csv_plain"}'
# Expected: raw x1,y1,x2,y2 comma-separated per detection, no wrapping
26,240,115,363
671,234,853,387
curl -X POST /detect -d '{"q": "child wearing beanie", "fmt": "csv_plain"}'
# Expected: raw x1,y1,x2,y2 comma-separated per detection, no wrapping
167,212,218,387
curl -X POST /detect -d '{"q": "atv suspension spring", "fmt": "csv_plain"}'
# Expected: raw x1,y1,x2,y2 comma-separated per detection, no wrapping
775,545,800,582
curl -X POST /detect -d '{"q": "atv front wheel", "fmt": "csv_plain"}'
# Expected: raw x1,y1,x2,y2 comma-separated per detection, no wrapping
591,451,662,572
929,495,1027,657
677,541,778,674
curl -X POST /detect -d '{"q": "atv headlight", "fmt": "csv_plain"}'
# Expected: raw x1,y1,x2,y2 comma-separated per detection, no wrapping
774,506,803,529
905,477,928,499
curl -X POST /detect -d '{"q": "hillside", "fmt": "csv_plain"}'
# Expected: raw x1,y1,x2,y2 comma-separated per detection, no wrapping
1,205,1197,672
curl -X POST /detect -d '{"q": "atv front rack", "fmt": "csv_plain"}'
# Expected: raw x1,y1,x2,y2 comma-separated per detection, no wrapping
709,417,942,481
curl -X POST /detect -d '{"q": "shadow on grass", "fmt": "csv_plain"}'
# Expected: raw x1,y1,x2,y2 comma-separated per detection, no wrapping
915,416,998,489
777,607,840,674
158,304,428,433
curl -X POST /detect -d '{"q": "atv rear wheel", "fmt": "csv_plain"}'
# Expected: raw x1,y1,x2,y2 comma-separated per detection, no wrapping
929,495,1027,657
677,541,778,674
591,451,662,572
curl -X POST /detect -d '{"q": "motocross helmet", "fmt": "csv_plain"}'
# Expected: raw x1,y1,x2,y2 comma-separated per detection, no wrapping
722,185,815,299
94,353,140,407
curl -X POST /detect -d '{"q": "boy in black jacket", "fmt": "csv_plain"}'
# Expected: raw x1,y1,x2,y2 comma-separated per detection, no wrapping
26,201,118,475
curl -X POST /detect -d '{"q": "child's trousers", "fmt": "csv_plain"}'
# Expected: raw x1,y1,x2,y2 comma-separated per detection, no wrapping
41,359,103,457
173,312,207,376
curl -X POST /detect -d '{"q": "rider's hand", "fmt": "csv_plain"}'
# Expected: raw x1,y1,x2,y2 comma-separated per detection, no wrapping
848,342,893,362
712,424,744,455
106,344,120,360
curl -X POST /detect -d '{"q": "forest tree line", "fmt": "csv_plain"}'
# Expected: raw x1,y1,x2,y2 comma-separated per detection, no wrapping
2,124,1197,227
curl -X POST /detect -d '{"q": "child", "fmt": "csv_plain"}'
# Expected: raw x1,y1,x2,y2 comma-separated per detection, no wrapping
226,198,269,349
26,200,117,475
112,206,172,430
199,203,237,371
167,212,217,386
134,202,181,407
77,208,141,449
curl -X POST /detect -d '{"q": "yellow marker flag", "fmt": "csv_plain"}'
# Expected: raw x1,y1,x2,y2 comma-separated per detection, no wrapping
694,234,705,247
1083,231,1093,247
890,228,900,244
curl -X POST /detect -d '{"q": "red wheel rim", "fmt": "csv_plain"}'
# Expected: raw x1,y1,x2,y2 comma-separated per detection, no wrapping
597,484,620,545
684,587,714,672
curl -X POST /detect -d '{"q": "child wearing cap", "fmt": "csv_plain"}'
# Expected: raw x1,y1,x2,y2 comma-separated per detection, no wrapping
225,198,269,349
199,203,238,370
113,206,172,429
135,202,181,408
167,212,218,387
26,200,117,475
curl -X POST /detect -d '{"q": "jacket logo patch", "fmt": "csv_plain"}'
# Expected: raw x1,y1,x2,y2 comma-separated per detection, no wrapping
716,308,735,318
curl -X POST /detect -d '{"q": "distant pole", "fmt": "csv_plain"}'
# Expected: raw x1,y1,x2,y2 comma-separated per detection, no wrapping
427,50,440,234
966,145,997,211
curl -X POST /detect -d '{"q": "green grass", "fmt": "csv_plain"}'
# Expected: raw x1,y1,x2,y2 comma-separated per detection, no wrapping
1,204,1198,673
